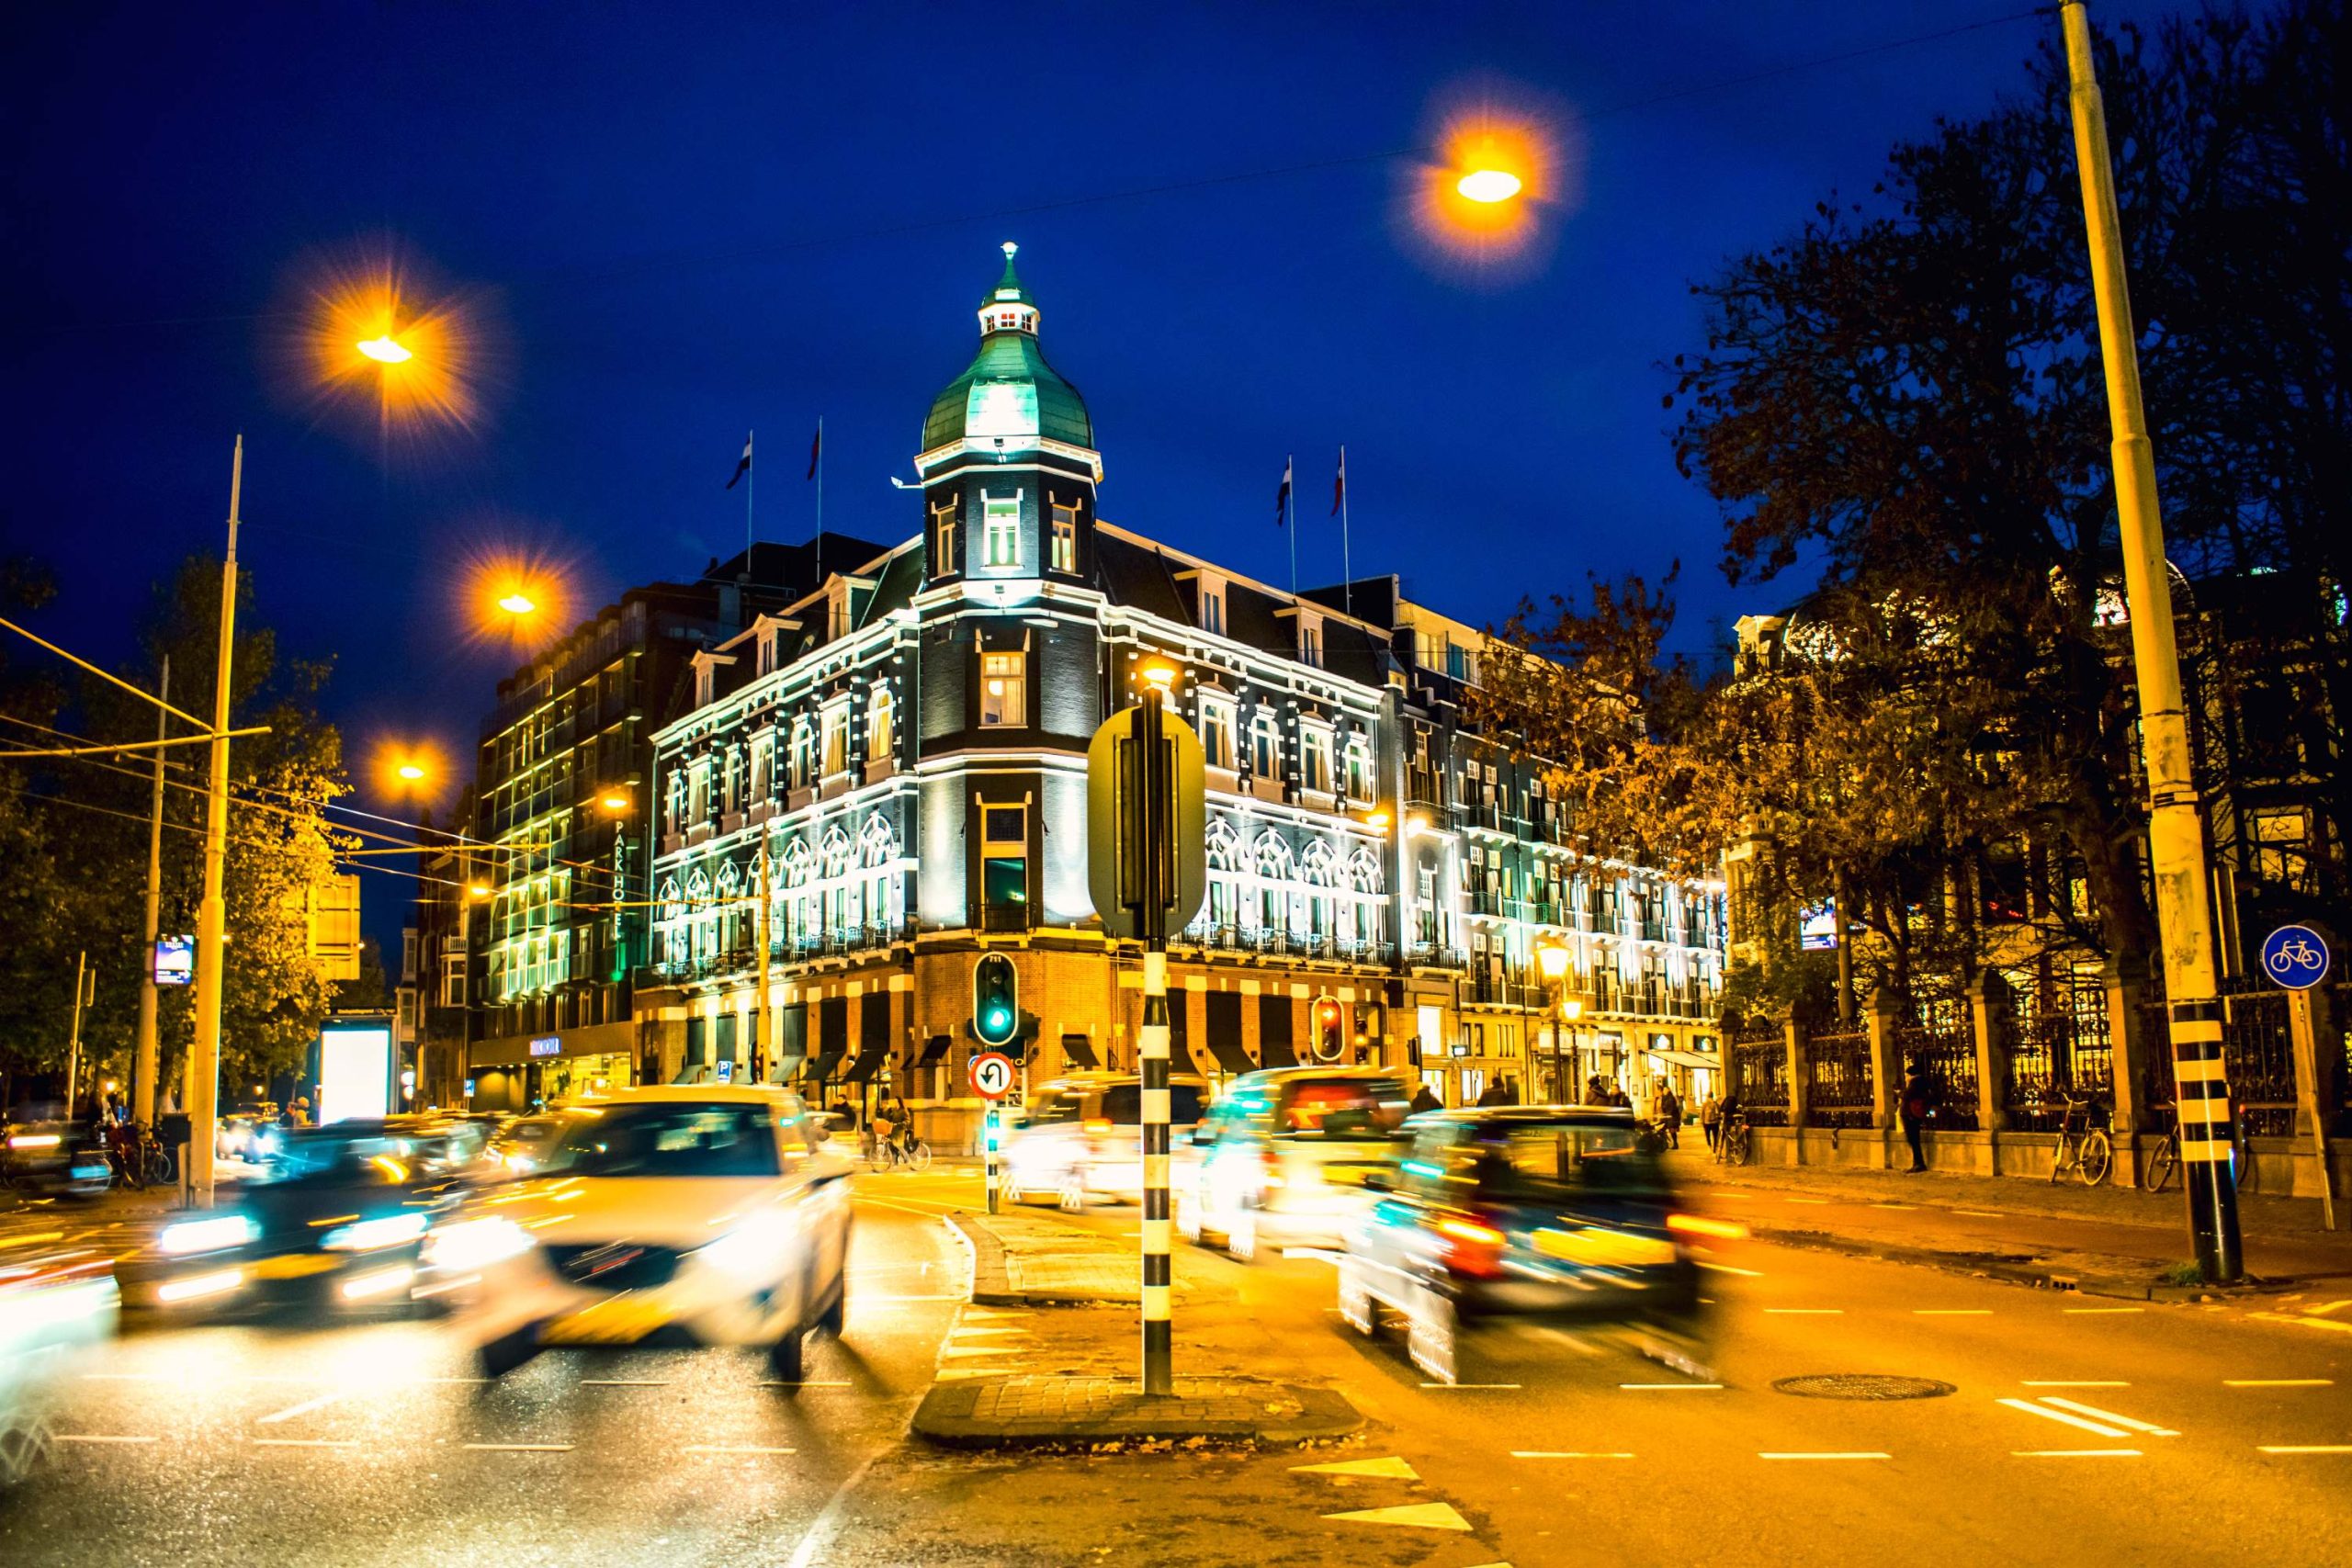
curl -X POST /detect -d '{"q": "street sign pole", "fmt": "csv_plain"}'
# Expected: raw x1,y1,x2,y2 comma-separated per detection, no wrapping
1136,676,1173,1396
2061,2,2240,1280
985,1104,1001,1214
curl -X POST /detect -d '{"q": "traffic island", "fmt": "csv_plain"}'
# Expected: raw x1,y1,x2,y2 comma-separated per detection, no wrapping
912,1374,1362,1450
952,1210,1234,1306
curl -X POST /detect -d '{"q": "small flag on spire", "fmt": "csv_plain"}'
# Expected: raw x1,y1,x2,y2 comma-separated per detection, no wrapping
1331,446,1347,515
725,434,752,491
807,422,822,480
1274,455,1293,527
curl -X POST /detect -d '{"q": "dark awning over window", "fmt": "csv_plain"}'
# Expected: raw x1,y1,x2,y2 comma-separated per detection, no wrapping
1204,1034,1253,1075
800,1046,846,1084
1060,1033,1100,1069
918,1034,953,1066
842,1046,890,1085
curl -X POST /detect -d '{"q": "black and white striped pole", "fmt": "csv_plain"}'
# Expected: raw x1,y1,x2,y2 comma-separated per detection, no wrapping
1136,660,1175,1394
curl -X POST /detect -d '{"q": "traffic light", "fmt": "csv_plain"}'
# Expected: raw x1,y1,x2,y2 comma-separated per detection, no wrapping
1312,995,1344,1063
973,953,1020,1048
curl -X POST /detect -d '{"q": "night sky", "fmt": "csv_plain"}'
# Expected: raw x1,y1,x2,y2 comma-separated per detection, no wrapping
5,0,2200,960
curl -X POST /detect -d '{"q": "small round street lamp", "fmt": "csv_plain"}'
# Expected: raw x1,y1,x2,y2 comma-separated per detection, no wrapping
1456,168,1522,204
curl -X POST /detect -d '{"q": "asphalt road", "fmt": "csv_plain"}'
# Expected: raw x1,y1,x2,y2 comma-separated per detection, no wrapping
6,1170,2347,1567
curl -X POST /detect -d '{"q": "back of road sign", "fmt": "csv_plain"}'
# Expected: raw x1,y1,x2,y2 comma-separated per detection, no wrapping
1086,705,1206,942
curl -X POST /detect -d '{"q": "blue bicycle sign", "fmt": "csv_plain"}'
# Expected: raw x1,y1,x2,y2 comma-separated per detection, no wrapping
2260,924,2330,990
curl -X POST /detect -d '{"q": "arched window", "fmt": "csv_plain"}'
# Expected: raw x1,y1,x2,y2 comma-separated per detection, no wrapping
1252,830,1293,936
867,683,895,761
858,814,897,867
790,716,815,788
1346,845,1383,895
658,876,684,923
1252,830,1293,880
1204,818,1240,872
821,826,854,880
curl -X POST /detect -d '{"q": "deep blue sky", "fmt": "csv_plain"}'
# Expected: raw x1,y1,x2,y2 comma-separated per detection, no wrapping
5,0,2197,957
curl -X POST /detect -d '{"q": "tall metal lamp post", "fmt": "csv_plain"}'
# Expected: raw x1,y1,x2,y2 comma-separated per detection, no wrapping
1535,939,1573,1103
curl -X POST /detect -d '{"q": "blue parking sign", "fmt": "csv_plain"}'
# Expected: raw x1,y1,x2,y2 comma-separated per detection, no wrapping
2260,925,2329,990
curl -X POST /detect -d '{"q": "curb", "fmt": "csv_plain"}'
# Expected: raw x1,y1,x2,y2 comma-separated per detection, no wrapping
1748,1223,2296,1302
948,1213,1019,1304
911,1378,1363,1450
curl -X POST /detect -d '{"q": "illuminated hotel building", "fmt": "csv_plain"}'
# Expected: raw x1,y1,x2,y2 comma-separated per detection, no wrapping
634,246,1729,1111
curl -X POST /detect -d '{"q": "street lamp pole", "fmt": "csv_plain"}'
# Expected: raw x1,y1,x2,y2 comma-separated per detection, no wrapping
754,845,773,1085
2059,2,2240,1280
188,435,243,1209
133,655,169,1129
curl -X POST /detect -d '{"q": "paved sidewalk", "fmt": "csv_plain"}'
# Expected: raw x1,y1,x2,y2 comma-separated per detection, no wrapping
954,1207,1233,1306
913,1375,1360,1448
1671,1147,2352,1296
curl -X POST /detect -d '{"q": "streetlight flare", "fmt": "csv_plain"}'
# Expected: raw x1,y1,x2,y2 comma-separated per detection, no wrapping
1456,168,1522,204
497,592,536,615
396,762,425,782
356,335,413,364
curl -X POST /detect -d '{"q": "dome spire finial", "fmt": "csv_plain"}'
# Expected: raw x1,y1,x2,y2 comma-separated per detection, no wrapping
979,242,1037,336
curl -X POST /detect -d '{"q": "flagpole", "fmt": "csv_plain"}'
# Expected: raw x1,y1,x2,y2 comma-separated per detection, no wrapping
745,430,755,557
816,415,825,578
1340,444,1351,616
1285,451,1296,594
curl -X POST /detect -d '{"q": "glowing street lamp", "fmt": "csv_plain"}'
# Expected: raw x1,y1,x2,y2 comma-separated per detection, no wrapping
396,761,426,783
356,335,414,364
1455,167,1522,204
496,591,536,615
1139,657,1178,692
599,792,631,814
1535,938,1577,1103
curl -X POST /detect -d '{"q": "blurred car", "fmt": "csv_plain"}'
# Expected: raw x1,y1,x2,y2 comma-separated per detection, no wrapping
481,1112,564,1180
1337,1106,1724,1384
422,1085,853,1380
0,1240,119,1487
217,1106,285,1163
1,1120,113,1201
123,1116,473,1315
1001,1072,1210,1209
1178,1066,1414,1260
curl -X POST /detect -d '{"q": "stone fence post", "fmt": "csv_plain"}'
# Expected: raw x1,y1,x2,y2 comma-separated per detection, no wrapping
2289,984,2340,1223
1785,1016,1811,1148
1970,971,2013,1137
2105,955,2151,1188
1866,987,1904,1171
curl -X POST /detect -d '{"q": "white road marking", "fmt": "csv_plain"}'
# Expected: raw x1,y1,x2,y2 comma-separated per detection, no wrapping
2063,1307,2144,1315
1699,1262,1763,1278
948,1325,1033,1337
55,1434,157,1444
2014,1449,2142,1458
1917,1309,1993,1315
2257,1445,2352,1454
1782,1197,1830,1204
1996,1398,2130,1438
2301,1299,2349,1316
2224,1379,2333,1388
2022,1381,2129,1388
1293,1455,1419,1480
2250,1312,2352,1337
1621,1382,1724,1392
1513,1450,1634,1459
252,1438,357,1449
1951,1210,2006,1219
256,1389,356,1426
2035,1397,2177,1437
684,1445,798,1454
462,1443,574,1452
940,1345,1023,1359
1322,1501,1474,1532
1871,1203,1918,1211
1760,1451,1889,1461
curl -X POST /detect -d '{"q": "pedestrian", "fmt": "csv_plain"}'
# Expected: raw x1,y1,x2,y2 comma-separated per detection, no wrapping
1410,1082,1442,1114
1657,1084,1681,1148
1900,1058,1937,1173
1475,1078,1507,1108
1610,1084,1631,1109
1700,1092,1723,1153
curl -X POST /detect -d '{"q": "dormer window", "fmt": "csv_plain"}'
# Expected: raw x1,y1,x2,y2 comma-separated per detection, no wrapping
1199,577,1226,637
694,660,715,708
757,628,777,676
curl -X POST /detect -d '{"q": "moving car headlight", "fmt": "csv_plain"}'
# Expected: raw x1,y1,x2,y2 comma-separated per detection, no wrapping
697,1211,796,1280
7,1132,62,1150
322,1213,430,1252
422,1217,535,1270
159,1214,257,1256
249,1128,281,1157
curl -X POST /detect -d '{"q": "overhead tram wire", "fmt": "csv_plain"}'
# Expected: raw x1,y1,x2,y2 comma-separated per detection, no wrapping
29,5,2054,338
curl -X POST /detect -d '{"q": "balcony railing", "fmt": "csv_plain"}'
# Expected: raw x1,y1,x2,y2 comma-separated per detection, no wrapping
640,920,915,985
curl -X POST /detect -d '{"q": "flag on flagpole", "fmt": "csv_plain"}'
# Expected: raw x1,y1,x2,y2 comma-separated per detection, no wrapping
806,423,822,480
726,434,752,490
1274,455,1293,527
1330,446,1347,515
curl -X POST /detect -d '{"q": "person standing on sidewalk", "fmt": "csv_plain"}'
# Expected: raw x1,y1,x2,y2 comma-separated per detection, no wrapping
1657,1084,1681,1148
1900,1059,1937,1173
1700,1091,1723,1153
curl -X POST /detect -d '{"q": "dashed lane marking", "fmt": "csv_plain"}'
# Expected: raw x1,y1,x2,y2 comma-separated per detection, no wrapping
1322,1502,1474,1532
1513,1450,1634,1459
2257,1445,2352,1454
1760,1452,1889,1461
2063,1307,2144,1315
2250,1312,2352,1337
1293,1455,1419,1480
256,1389,356,1426
940,1345,1025,1359
2301,1299,2349,1317
2014,1450,2142,1459
2034,1397,2177,1437
462,1443,573,1452
1871,1203,1918,1211
947,1325,1033,1337
1699,1262,1763,1278
1781,1198,1831,1204
1951,1211,2006,1219
2225,1379,2333,1387
55,1434,156,1444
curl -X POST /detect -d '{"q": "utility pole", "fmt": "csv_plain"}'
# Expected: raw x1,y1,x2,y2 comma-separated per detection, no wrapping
65,951,92,1113
189,436,243,1209
2060,2,2240,1280
134,656,170,1128
754,845,773,1084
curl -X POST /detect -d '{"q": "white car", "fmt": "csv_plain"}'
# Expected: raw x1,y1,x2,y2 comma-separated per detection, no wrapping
423,1086,854,1380
1001,1073,1210,1208
1180,1066,1415,1260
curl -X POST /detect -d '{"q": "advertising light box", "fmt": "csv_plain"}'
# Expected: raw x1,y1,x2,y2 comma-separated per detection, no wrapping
318,1021,394,1125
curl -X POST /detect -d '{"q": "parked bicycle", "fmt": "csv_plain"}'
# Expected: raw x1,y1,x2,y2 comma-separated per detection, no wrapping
868,1124,933,1173
2046,1090,2112,1187
2143,1104,2251,1194
1713,1109,1752,1167
103,1122,174,1190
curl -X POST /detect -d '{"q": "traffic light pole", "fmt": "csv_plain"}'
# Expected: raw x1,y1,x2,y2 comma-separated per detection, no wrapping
2061,1,2240,1280
1136,680,1174,1396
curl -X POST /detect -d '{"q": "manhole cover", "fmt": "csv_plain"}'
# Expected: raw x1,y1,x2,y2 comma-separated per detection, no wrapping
1772,1374,1956,1402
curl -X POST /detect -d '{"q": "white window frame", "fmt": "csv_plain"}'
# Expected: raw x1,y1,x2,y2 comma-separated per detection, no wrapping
980,650,1025,728
983,491,1022,570
1196,693,1236,772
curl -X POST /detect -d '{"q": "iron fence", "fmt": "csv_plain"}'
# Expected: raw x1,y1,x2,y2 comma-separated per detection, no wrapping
2221,977,2297,1136
1805,1028,1874,1129
2003,966,2113,1131
2331,983,2352,1137
1895,1013,1978,1131
1732,1031,1789,1127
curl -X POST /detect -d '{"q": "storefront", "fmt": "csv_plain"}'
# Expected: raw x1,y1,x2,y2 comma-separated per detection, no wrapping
467,1021,640,1111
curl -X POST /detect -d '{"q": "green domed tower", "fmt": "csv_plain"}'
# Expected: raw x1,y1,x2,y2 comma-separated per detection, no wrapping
917,243,1101,587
